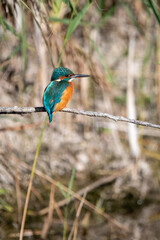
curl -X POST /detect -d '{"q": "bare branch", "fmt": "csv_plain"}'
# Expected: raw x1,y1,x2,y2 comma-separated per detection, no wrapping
0,106,160,129
0,106,45,114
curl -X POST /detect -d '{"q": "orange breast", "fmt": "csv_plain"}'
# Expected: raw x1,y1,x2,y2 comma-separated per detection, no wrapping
54,82,73,112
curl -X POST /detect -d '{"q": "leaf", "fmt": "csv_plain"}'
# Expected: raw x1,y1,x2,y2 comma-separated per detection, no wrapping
52,0,63,14
58,1,92,66
49,16,92,26
8,45,21,60
148,0,160,27
67,167,75,199
62,0,75,12
49,17,70,25
65,1,91,40
0,199,13,212
57,167,76,200
58,182,68,198
0,17,21,39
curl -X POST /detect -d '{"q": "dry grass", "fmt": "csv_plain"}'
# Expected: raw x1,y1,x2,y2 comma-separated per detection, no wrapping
0,1,160,239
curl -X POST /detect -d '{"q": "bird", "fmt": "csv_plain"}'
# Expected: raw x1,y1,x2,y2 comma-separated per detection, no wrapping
43,67,90,123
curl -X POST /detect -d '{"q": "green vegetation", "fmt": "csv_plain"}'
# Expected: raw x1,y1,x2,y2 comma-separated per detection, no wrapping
0,1,160,239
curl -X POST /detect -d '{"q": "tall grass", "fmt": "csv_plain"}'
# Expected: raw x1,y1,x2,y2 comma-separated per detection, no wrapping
58,167,76,240
17,1,92,239
1,0,160,239
148,0,160,26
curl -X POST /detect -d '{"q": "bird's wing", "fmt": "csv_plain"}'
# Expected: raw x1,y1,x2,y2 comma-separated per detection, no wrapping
43,81,69,122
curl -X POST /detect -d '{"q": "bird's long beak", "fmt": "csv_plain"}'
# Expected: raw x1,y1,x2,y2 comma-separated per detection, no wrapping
70,74,91,79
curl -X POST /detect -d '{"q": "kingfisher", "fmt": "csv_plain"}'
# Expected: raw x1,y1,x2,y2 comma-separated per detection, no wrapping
43,67,90,122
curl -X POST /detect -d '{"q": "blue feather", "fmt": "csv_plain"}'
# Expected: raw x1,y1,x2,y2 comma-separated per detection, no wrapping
43,81,69,122
51,67,73,81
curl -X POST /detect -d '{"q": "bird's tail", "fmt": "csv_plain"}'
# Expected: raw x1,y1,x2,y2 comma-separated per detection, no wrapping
48,112,55,123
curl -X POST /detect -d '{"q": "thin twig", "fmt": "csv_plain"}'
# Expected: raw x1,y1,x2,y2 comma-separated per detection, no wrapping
19,161,132,232
0,106,160,129
68,192,87,240
38,164,133,211
41,184,55,239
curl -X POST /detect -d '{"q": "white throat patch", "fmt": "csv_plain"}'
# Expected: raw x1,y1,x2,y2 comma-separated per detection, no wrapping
54,79,61,82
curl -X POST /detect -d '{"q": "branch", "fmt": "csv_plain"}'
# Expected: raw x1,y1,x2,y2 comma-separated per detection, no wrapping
0,106,160,129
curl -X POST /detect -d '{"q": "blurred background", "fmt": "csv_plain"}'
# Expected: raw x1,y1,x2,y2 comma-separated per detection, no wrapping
0,0,160,239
